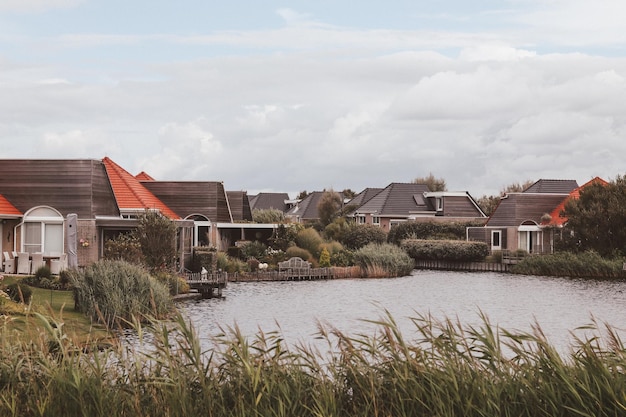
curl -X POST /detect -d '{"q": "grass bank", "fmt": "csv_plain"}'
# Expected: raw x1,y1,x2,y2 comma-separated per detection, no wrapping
0,312,625,416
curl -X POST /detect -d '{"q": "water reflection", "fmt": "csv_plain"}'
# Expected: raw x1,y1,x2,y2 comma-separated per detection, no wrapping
177,270,626,354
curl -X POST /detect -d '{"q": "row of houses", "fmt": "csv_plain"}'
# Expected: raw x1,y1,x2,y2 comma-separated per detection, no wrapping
0,157,602,272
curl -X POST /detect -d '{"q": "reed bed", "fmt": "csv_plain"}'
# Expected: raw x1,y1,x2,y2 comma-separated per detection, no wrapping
1,311,625,416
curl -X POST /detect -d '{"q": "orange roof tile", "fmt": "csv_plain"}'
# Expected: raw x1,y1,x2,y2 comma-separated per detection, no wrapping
0,194,22,217
544,177,608,226
135,171,155,181
102,157,180,219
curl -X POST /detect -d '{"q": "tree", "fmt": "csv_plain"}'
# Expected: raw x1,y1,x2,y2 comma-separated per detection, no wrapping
561,175,626,257
134,210,178,272
317,189,343,227
412,172,447,192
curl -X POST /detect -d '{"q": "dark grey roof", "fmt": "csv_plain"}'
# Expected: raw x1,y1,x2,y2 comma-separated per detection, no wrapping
285,191,325,221
249,192,290,212
524,179,579,194
356,183,432,215
345,188,383,212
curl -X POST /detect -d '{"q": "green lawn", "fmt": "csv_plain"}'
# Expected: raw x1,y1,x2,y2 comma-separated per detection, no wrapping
1,275,112,346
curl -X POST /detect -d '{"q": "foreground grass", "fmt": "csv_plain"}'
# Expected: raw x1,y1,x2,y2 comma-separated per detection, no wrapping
0,311,625,417
1,275,111,346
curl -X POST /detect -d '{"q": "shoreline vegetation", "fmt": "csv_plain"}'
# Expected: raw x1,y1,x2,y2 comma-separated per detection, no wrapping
1,311,625,416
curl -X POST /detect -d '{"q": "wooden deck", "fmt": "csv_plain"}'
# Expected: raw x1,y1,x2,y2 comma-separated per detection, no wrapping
230,266,358,282
185,271,228,298
414,260,510,272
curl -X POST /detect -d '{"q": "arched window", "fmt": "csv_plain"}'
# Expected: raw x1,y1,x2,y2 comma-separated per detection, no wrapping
185,214,211,247
21,206,64,254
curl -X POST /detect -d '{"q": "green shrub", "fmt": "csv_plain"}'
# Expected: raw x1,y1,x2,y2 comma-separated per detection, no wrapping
70,260,172,327
191,248,216,273
401,239,489,262
319,247,331,267
341,224,387,250
511,251,626,278
216,252,248,273
295,228,324,258
241,241,268,261
104,233,144,265
34,265,52,280
285,246,313,262
153,271,190,295
387,220,485,245
330,249,354,267
5,282,33,304
353,243,414,277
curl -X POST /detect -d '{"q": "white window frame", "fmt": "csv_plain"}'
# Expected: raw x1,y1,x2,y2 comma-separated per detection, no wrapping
372,216,380,226
20,206,64,254
491,230,502,251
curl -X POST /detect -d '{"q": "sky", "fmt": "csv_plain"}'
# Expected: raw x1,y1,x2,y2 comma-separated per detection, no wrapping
1,0,626,198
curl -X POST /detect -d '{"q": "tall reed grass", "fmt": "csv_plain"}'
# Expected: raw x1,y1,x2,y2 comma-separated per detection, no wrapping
1,310,625,416
511,250,626,278
353,243,415,277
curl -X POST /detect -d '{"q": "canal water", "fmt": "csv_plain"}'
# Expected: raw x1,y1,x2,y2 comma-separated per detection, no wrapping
176,270,626,355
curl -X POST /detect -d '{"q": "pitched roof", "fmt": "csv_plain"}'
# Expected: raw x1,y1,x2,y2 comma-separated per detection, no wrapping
487,193,570,227
285,191,326,221
355,183,431,216
102,157,180,219
524,179,579,194
543,177,608,226
0,194,22,217
248,192,291,212
135,171,155,181
345,188,383,212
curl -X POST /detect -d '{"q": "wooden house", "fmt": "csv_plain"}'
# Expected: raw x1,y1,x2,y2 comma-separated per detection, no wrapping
347,183,486,231
467,179,582,253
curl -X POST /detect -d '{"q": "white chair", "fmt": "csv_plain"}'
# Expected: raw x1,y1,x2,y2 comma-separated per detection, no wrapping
16,252,31,275
30,252,44,274
2,252,15,274
50,253,68,275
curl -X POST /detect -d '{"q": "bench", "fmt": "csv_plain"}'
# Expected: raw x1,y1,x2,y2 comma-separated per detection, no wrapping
278,257,311,276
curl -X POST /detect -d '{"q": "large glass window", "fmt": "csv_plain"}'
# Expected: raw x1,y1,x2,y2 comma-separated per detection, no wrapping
22,206,64,254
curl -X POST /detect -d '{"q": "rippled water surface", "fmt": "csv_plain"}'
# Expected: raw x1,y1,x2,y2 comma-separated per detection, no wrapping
177,270,626,352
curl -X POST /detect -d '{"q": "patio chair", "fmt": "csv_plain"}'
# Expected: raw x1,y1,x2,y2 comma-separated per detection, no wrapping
16,252,31,275
2,251,15,274
30,252,44,274
50,253,68,275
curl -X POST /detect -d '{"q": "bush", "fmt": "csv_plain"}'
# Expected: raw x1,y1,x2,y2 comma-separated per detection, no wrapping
34,265,52,280
330,249,354,267
295,228,324,258
353,243,414,278
285,246,313,263
104,233,144,265
216,252,248,273
511,251,626,278
154,271,190,295
70,260,172,327
5,283,33,304
341,224,387,250
319,248,331,267
387,220,485,245
401,239,489,262
241,241,268,261
191,248,217,273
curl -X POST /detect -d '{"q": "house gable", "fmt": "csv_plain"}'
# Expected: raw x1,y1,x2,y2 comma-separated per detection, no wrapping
543,177,608,227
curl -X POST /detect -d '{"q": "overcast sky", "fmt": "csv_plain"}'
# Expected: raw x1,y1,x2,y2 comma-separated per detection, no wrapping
1,0,626,198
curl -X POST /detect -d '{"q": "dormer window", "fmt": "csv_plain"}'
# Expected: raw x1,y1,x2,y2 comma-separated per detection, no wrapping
436,197,443,211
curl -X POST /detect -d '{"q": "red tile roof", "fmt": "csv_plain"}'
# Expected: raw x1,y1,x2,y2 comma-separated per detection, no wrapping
543,177,608,226
102,157,180,219
135,171,155,181
0,194,22,217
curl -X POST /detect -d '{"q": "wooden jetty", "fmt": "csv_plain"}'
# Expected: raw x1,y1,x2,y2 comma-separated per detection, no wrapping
185,270,228,299
414,260,510,272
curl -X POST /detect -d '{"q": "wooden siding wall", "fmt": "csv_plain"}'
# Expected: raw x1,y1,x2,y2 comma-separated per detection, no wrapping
226,191,253,222
142,181,232,223
0,159,119,218
442,196,484,217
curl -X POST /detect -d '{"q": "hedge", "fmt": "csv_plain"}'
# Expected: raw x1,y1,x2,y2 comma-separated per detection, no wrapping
401,239,489,262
